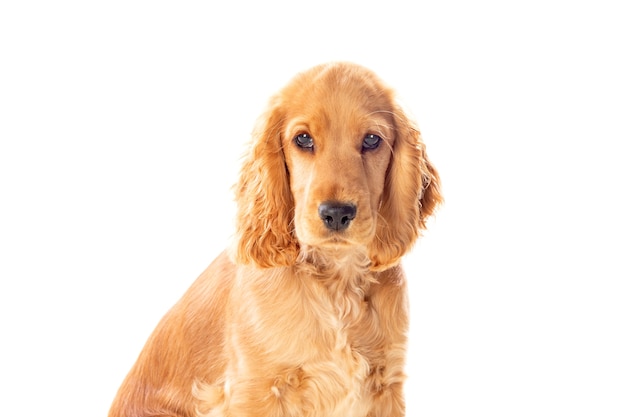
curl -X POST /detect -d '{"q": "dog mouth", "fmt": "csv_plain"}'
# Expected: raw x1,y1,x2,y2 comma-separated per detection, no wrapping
323,234,354,246
303,229,366,249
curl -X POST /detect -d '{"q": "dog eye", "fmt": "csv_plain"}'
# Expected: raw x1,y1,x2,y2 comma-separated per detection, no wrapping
362,134,381,151
294,133,314,149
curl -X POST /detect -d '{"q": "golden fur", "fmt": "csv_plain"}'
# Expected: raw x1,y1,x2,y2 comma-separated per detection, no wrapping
109,62,442,417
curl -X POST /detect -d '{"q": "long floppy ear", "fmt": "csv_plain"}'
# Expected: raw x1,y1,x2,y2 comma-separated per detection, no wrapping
234,100,298,268
369,105,443,270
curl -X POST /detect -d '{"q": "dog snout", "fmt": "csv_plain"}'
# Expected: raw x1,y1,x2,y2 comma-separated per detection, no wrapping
318,201,357,231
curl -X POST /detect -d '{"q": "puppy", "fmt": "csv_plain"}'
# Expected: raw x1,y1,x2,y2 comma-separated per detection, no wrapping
109,62,442,417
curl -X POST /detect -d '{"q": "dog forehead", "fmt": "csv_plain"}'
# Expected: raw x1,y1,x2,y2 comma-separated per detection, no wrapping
283,63,388,104
281,66,393,129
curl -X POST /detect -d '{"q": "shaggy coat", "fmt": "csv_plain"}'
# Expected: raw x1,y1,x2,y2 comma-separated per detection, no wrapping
109,62,442,417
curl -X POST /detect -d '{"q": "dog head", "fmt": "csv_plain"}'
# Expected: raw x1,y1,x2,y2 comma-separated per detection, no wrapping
235,62,442,270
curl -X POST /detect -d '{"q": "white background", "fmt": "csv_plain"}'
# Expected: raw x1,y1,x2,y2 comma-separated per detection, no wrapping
1,1,625,416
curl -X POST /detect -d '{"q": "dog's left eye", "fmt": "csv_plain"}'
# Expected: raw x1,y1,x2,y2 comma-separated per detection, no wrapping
362,134,382,151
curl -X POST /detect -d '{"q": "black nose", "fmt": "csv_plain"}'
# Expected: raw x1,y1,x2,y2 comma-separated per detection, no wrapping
318,201,357,231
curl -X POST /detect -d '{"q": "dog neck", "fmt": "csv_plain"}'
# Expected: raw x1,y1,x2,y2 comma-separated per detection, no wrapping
295,245,377,321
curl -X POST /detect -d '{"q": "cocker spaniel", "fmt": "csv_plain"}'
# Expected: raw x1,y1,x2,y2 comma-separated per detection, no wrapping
109,62,442,417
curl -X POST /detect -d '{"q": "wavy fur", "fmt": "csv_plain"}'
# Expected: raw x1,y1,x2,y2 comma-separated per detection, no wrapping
108,62,442,417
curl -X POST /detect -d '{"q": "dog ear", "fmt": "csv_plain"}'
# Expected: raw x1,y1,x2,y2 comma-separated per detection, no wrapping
234,100,298,268
369,105,442,270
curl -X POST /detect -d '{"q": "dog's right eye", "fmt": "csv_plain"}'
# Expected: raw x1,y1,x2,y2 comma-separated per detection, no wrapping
294,133,314,150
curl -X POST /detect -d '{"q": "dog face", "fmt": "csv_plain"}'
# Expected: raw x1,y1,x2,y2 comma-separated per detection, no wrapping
235,62,442,269
281,66,396,250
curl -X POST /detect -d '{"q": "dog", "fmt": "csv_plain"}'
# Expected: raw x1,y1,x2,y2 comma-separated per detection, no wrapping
109,62,442,417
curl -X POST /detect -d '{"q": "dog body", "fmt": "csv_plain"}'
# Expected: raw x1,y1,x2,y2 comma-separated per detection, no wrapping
109,63,441,417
